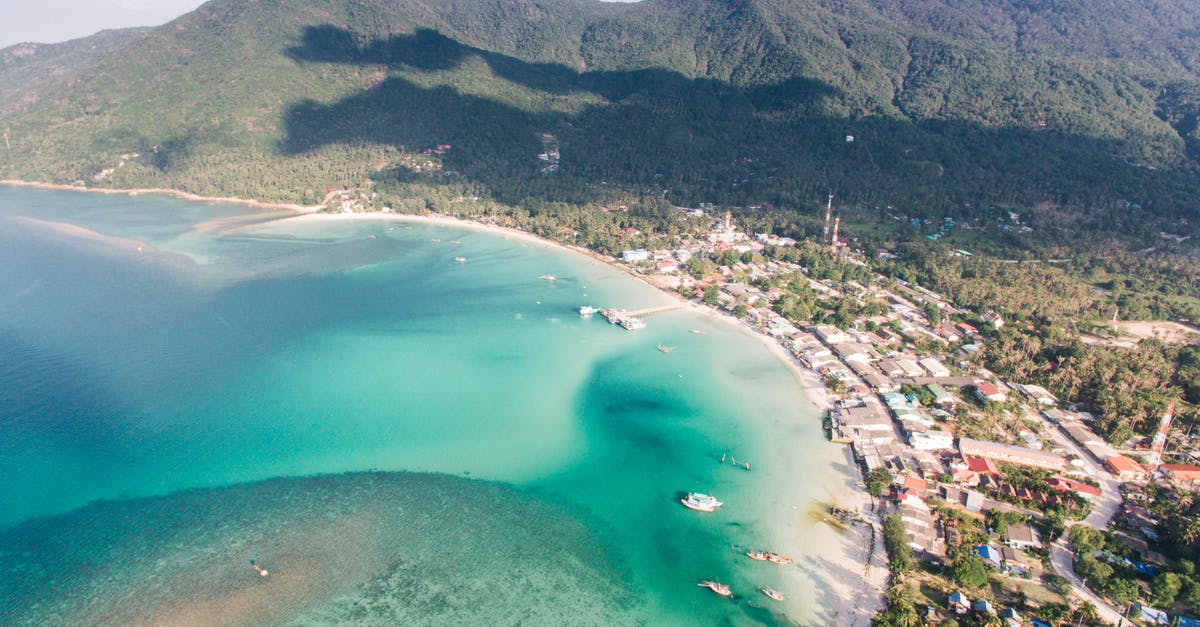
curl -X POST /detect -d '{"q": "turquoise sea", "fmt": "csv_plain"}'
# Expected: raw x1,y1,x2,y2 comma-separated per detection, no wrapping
0,187,860,625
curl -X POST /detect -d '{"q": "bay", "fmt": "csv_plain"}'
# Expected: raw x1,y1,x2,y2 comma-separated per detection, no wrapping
0,187,860,625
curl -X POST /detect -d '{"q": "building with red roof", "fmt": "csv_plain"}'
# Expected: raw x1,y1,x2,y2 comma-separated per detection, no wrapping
1105,455,1147,481
1161,463,1200,483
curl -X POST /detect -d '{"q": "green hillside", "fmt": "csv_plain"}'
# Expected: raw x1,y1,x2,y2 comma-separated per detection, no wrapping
2,0,1199,246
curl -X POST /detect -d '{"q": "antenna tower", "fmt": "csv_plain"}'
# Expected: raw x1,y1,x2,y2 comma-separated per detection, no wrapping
823,195,833,243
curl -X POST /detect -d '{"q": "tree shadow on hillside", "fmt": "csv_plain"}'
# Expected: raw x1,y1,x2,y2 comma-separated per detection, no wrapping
278,25,1190,234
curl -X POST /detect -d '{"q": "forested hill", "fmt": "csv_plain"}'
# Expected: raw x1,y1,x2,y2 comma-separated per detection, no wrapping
2,0,1200,247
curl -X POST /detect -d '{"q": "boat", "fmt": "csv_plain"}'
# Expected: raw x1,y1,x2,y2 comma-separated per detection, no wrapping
619,317,646,330
432,238,441,243
579,305,599,316
760,587,784,601
681,492,723,512
657,343,674,353
454,256,467,263
698,580,732,597
250,560,268,577
746,550,793,564
690,329,705,335
539,274,557,282
766,553,794,565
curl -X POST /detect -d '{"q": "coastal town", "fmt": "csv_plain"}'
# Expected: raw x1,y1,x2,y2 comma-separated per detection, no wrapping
602,207,1200,626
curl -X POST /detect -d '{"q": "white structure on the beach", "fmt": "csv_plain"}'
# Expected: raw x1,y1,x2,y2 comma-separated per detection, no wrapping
621,248,649,263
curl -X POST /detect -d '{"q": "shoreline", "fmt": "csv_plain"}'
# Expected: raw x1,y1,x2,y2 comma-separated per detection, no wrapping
0,179,322,214
277,211,882,622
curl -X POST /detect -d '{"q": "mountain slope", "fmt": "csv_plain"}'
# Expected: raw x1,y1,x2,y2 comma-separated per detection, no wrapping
1,0,1199,244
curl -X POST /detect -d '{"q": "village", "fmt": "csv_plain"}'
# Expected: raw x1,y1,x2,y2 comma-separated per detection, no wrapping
613,206,1200,626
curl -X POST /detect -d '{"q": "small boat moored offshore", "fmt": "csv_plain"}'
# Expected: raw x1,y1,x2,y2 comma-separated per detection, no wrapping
761,587,784,601
747,550,794,564
681,492,723,512
579,305,599,316
454,256,467,263
539,274,557,282
698,580,732,597
250,560,268,577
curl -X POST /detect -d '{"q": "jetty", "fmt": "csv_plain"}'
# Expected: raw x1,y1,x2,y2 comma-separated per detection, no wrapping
599,304,684,330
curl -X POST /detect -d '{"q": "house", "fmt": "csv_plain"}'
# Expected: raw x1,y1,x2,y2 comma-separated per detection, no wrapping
654,260,679,273
812,324,850,344
1017,384,1057,406
1130,603,1170,625
976,545,1003,568
895,358,927,378
927,383,956,410
948,591,970,614
910,429,955,451
1161,463,1200,483
919,357,951,378
965,490,985,511
1047,477,1102,499
1105,455,1148,481
973,599,996,615
1004,524,1042,550
621,248,649,263
973,382,1008,403
982,310,1005,328
1000,607,1023,626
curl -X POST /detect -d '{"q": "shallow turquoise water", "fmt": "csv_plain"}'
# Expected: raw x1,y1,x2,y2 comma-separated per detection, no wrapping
0,187,852,624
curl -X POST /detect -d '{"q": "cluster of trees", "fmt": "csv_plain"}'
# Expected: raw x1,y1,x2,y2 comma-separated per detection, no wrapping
1069,522,1200,615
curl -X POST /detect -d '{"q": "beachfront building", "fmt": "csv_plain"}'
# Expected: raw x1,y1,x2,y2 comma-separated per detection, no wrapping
830,405,895,445
621,248,649,263
958,438,1067,472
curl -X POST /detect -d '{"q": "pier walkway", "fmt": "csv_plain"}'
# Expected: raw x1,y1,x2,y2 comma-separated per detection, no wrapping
599,304,685,330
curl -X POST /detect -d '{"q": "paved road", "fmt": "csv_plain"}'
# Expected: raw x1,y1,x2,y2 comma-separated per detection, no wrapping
1034,409,1127,623
1050,539,1125,624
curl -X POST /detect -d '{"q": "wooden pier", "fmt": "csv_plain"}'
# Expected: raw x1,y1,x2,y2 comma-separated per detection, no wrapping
599,304,684,330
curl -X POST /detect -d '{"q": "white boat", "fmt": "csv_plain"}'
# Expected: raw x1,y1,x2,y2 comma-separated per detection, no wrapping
761,587,784,601
579,305,599,316
454,256,467,263
619,317,646,330
681,492,723,512
539,274,557,282
699,580,732,597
